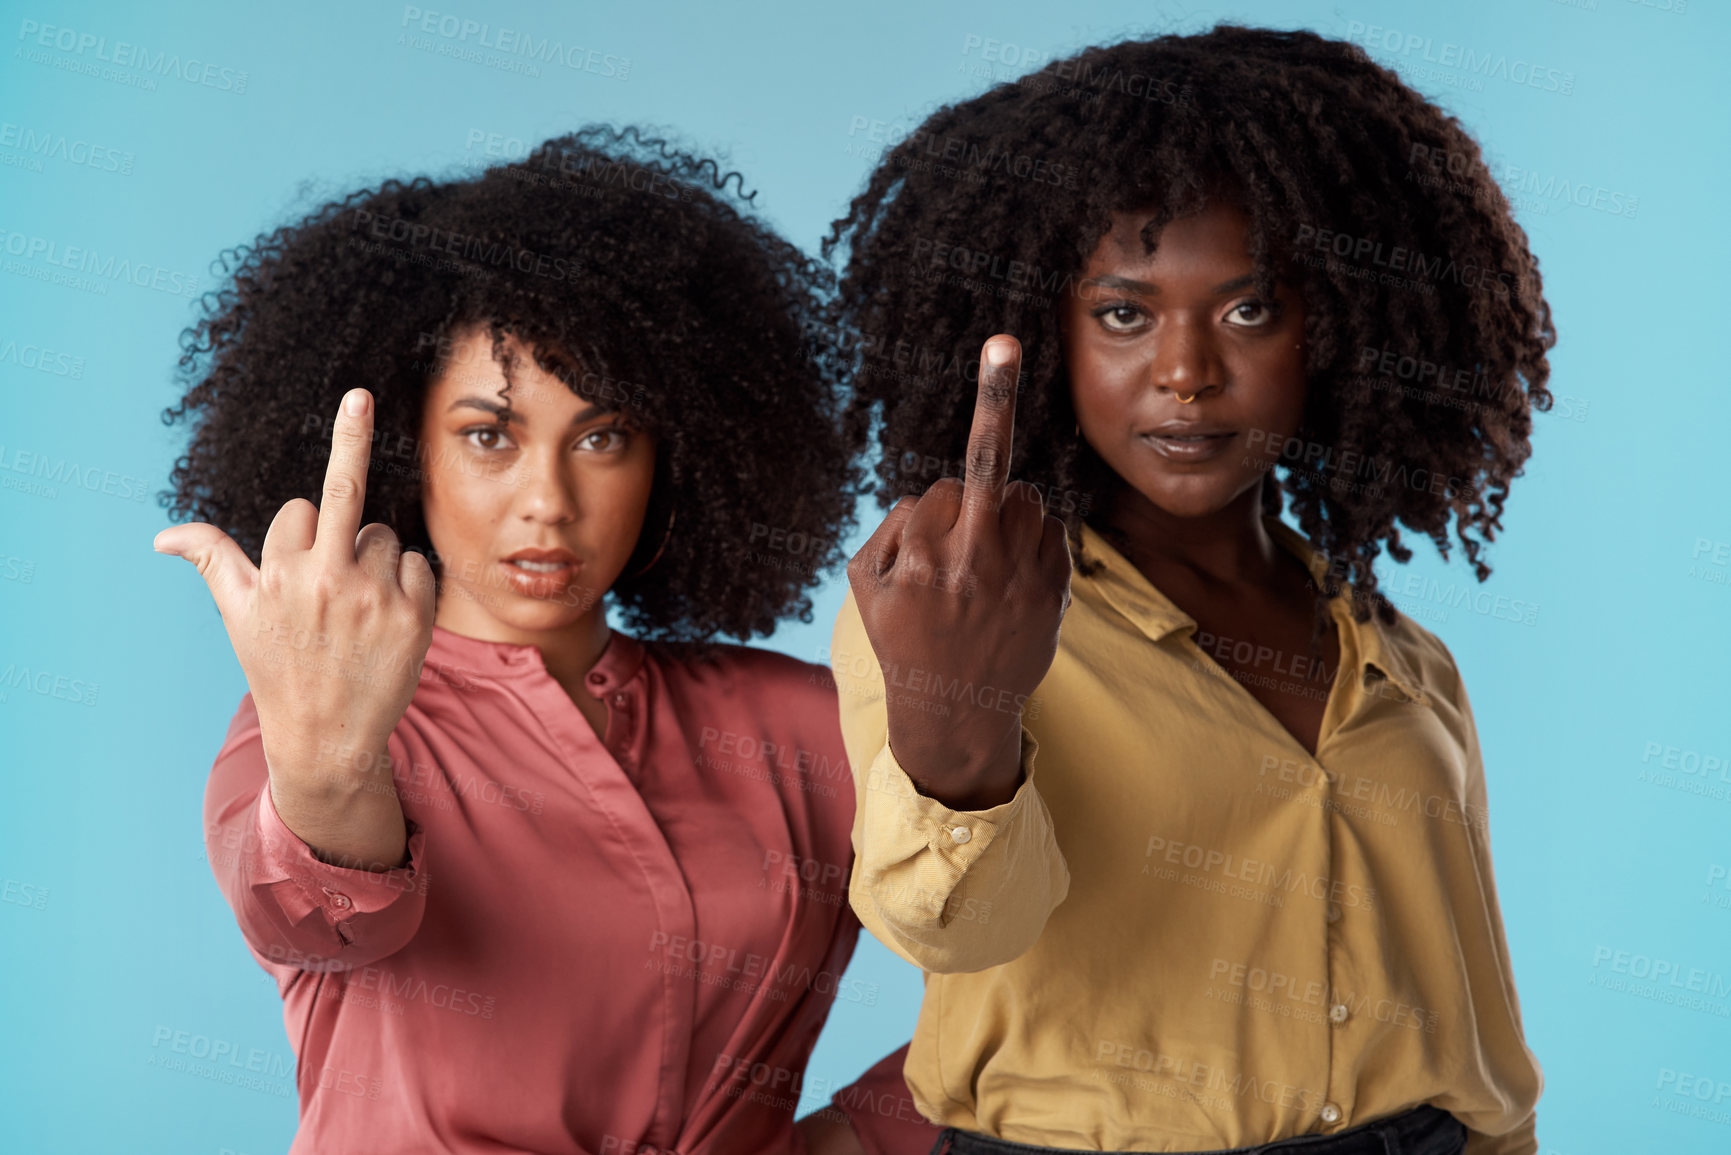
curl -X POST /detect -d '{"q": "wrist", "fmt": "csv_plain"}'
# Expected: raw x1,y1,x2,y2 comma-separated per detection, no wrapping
887,713,1024,811
261,727,398,801
269,778,410,871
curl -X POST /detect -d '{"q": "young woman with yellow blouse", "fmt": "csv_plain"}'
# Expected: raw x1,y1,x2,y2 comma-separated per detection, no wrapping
816,25,1551,1155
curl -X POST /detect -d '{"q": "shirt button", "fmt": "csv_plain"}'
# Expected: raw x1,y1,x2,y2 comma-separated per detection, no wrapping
613,692,627,706
1320,1103,1342,1125
949,825,972,845
328,893,351,910
1329,1002,1349,1024
587,672,606,686
1326,903,1342,923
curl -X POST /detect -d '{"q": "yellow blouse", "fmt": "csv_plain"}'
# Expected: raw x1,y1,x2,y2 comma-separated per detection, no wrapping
831,516,1542,1154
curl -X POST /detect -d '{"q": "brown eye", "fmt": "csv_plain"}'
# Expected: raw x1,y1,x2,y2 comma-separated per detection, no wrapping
1225,299,1278,327
578,426,631,453
462,426,513,451
1092,303,1148,333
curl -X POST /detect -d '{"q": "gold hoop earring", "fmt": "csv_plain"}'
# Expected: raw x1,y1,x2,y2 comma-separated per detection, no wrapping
628,508,676,577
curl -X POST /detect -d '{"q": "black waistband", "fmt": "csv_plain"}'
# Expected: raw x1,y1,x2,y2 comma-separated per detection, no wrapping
935,1104,1467,1155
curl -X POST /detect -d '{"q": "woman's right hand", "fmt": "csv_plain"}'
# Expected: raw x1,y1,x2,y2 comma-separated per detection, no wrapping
156,387,437,868
846,335,1073,812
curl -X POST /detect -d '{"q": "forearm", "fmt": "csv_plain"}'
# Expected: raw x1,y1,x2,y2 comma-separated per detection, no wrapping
269,769,409,871
886,710,1024,812
205,697,429,971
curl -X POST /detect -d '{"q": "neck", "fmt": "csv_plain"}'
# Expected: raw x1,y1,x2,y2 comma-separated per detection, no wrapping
435,600,614,688
1095,478,1281,589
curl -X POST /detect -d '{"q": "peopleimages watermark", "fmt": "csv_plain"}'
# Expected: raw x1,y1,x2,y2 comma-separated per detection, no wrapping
0,228,200,298
645,930,878,1006
0,661,100,707
0,122,133,176
883,441,1091,516
799,316,1037,400
1204,957,1441,1034
146,1026,293,1098
1,876,49,911
1092,1039,1324,1115
397,6,630,79
1409,144,1639,221
1654,1068,1731,1128
850,115,1080,189
1588,945,1731,1017
1018,54,1194,110
1243,425,1474,503
0,443,149,505
348,209,585,284
15,19,249,93
1689,537,1730,590
1341,20,1575,96
0,554,36,584
1637,739,1731,805
0,336,84,379
1255,754,1489,833
1292,224,1513,299
908,236,1075,307
1142,833,1379,912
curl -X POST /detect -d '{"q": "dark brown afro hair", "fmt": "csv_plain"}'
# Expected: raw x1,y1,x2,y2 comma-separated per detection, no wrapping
161,124,860,642
822,24,1556,625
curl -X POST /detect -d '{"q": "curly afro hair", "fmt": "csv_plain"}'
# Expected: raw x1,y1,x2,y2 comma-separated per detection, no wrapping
161,124,860,643
822,24,1556,626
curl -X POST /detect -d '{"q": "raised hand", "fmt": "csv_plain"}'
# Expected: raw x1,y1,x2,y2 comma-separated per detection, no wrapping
155,388,437,868
847,335,1072,811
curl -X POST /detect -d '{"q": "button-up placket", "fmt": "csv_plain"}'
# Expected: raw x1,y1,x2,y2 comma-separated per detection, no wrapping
469,627,693,1148
1078,519,1430,1136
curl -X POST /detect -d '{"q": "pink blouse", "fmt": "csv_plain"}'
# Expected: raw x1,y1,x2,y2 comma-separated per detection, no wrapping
202,623,942,1155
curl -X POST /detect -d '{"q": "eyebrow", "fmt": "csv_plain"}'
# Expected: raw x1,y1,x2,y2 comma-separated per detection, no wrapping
445,397,608,424
1080,273,1262,296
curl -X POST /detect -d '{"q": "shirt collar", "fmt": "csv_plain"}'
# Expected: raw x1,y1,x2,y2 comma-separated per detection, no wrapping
1076,517,1429,705
426,624,647,692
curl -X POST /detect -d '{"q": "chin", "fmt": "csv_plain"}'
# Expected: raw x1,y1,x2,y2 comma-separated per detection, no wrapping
480,582,608,630
521,591,608,623
1126,472,1252,520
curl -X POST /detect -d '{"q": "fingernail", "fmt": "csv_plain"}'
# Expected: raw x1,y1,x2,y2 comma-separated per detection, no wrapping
344,389,368,416
984,339,1013,366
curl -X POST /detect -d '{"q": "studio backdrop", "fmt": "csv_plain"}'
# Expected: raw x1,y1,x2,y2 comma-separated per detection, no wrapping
1,1,1726,1153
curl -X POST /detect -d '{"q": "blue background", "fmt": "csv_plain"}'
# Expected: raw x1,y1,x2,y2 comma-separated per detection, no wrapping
2,1,1727,1152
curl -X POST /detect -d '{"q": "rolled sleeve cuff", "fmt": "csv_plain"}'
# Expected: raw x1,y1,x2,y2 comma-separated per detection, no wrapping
858,726,1039,926
252,784,427,927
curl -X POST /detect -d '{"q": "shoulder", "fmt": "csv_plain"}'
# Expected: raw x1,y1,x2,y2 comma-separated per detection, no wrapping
1365,606,1477,752
648,638,839,709
1385,611,1467,702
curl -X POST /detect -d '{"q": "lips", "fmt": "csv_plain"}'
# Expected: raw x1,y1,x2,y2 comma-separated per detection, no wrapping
1141,420,1236,439
504,547,581,569
1136,422,1237,463
501,547,582,597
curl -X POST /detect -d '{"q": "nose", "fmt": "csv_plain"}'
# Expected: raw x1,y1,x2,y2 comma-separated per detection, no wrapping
1148,314,1223,401
514,448,579,525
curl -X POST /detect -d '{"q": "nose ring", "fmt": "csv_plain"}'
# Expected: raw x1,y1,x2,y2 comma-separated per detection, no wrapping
1175,392,1198,404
